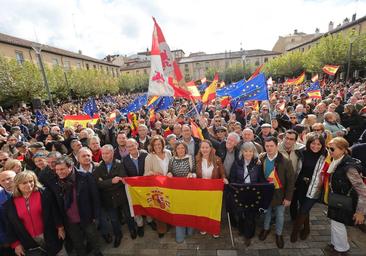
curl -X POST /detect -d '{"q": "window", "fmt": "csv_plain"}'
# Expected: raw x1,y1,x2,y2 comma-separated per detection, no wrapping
264,57,268,63
85,63,90,70
77,62,82,69
63,61,71,70
15,51,24,64
144,69,147,74
52,58,59,67
255,60,260,66
185,64,188,68
301,48,305,52
93,65,97,69
112,69,115,77
136,70,140,74
308,45,311,50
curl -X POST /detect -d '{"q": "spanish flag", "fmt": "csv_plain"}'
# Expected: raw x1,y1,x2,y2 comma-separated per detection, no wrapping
322,65,339,76
220,96,230,108
248,64,264,81
186,81,201,100
267,168,283,189
127,112,138,137
64,114,99,128
147,96,160,107
285,71,305,86
322,154,332,204
125,176,224,235
202,73,218,104
149,109,156,124
190,121,204,140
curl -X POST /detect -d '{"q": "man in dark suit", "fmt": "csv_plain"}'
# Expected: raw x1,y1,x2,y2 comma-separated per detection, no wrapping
123,138,149,236
54,156,102,256
93,144,134,247
114,132,129,160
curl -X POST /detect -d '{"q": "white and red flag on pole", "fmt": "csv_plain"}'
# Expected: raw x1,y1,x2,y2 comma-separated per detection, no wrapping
148,17,191,98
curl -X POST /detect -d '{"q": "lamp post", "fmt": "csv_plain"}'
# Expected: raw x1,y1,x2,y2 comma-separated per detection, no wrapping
31,44,55,113
346,35,357,82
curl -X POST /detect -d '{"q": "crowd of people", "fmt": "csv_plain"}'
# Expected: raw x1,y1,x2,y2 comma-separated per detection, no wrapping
0,80,366,256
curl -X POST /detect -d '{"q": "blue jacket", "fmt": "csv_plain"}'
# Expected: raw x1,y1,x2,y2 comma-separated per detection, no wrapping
0,188,11,244
229,158,266,184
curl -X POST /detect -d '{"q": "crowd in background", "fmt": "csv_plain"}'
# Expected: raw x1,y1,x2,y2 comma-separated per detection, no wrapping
0,80,366,256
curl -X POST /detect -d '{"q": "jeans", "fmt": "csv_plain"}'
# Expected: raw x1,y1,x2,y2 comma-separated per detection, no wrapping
263,205,285,235
99,207,122,237
175,226,194,243
65,221,101,256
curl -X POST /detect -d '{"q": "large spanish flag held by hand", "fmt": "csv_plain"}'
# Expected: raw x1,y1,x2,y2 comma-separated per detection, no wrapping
64,114,99,128
125,176,224,235
202,73,218,104
285,71,305,86
322,65,339,76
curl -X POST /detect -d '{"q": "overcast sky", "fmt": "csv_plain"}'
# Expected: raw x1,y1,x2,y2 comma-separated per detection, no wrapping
0,0,365,59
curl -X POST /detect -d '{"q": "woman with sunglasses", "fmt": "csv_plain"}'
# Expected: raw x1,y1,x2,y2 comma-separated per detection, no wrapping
290,133,330,243
325,137,366,255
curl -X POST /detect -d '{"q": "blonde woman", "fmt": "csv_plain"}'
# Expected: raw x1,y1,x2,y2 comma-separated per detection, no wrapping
144,135,172,238
5,171,65,256
326,137,366,255
3,159,23,173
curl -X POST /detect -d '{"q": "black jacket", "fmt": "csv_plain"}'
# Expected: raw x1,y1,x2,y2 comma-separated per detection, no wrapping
123,150,148,177
328,155,362,226
93,159,128,209
229,158,266,184
5,189,63,255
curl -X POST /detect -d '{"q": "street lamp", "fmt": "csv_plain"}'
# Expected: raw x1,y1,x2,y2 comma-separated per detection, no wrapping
31,44,55,113
346,35,358,82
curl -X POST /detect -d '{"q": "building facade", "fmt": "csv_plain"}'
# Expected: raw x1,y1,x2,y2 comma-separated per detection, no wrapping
0,32,121,77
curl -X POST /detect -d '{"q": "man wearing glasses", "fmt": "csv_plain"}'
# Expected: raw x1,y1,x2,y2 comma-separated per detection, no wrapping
278,130,305,220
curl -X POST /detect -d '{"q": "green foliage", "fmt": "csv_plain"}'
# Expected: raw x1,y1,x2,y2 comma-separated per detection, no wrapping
0,55,122,105
117,73,149,92
263,51,305,77
205,63,254,83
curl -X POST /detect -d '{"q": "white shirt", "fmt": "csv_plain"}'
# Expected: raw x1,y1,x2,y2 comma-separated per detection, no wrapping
327,155,345,174
201,159,214,179
78,163,93,173
158,155,170,176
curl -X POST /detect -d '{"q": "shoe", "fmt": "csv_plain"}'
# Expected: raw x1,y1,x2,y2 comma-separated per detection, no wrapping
275,235,284,249
130,228,137,240
212,234,219,238
114,235,122,248
244,238,251,247
258,229,270,241
300,215,310,240
137,226,144,237
158,233,165,238
102,234,113,244
147,221,157,231
200,231,207,235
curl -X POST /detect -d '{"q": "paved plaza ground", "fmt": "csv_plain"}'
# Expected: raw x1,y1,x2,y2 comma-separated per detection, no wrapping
101,204,366,256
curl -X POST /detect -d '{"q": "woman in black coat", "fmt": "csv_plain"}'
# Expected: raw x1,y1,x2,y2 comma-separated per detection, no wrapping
229,142,266,246
341,104,365,145
5,171,64,256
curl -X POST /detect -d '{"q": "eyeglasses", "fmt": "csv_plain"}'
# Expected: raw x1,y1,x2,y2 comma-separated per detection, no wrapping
329,147,336,152
290,117,297,119
0,158,8,162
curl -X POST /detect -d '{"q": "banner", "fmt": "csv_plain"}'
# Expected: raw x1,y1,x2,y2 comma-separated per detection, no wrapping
63,114,99,128
125,176,224,234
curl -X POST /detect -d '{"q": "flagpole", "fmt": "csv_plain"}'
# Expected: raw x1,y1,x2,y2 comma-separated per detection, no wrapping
189,96,201,117
227,212,235,248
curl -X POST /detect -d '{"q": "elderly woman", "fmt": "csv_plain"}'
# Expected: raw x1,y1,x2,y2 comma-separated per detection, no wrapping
167,141,195,243
325,137,366,255
4,171,65,256
144,135,172,238
291,133,330,243
229,142,266,246
196,140,227,238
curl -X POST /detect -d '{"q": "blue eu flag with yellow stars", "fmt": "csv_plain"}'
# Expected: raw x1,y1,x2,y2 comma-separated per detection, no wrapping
228,73,269,102
83,97,98,118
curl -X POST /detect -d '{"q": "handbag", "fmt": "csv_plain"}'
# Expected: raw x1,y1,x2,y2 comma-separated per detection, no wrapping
328,174,355,211
25,247,47,256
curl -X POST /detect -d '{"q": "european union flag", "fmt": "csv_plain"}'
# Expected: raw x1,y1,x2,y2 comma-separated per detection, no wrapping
217,80,245,97
154,96,174,112
186,101,203,118
228,73,269,102
83,97,98,118
305,81,322,99
225,183,274,213
35,110,47,126
121,94,148,114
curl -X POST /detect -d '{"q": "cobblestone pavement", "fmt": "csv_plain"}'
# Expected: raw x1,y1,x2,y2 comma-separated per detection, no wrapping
101,204,366,256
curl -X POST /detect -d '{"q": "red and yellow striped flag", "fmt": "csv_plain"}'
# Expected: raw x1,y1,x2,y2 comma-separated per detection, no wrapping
322,154,332,204
125,176,224,235
202,73,218,104
190,121,204,140
285,71,305,86
322,65,339,76
64,114,100,128
248,64,264,81
267,168,283,189
186,81,201,100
